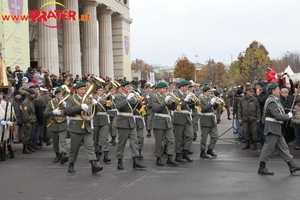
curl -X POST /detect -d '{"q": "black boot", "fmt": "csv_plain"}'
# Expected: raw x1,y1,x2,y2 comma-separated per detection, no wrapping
287,160,300,174
252,142,257,150
103,151,111,163
95,152,100,162
137,149,143,159
46,138,52,146
156,157,164,166
27,144,37,153
182,150,193,162
60,153,68,165
53,153,61,163
117,159,124,170
241,141,250,150
38,139,43,146
90,160,103,174
8,144,15,159
207,149,217,157
175,153,184,162
22,144,32,154
200,150,209,159
110,136,116,146
68,163,75,173
146,131,151,138
258,161,274,175
193,133,197,141
166,155,178,167
133,157,147,168
163,145,168,155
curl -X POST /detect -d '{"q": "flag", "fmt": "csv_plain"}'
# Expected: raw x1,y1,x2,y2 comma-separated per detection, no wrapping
0,57,9,87
195,54,198,57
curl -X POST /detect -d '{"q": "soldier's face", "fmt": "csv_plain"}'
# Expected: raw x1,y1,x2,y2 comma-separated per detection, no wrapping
272,87,280,97
55,93,62,100
76,87,87,97
180,85,188,92
158,88,167,95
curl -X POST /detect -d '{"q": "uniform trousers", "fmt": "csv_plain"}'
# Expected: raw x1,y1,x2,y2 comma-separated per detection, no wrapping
200,126,218,150
93,125,109,153
51,130,68,154
69,132,96,163
153,128,175,157
259,133,293,163
174,123,193,153
242,121,258,142
109,117,118,138
116,128,139,159
23,122,35,145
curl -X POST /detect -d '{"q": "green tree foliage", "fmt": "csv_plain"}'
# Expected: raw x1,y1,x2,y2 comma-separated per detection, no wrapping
229,60,246,85
174,57,195,80
238,41,272,83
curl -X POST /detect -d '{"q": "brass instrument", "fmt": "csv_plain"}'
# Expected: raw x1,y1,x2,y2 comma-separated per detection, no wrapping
114,81,121,87
129,90,147,116
210,94,226,111
99,92,113,107
110,81,117,88
188,92,202,113
165,92,182,111
55,85,72,123
81,77,105,125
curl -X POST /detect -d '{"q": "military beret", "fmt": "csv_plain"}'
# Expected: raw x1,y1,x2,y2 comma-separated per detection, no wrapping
199,84,203,87
28,89,35,94
109,86,115,90
245,87,252,92
54,87,62,94
74,82,86,89
121,81,130,87
268,84,278,90
236,89,243,95
178,80,189,87
188,85,193,88
155,82,168,89
202,85,211,92
223,86,228,89
13,90,21,96
137,81,141,85
132,88,138,92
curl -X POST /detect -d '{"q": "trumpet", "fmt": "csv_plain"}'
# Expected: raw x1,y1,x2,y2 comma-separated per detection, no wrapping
99,92,113,107
188,92,201,104
129,90,147,116
210,94,226,111
165,92,183,104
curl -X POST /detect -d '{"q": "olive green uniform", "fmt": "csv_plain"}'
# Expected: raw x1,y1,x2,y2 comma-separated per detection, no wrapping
39,93,52,141
107,95,118,139
22,94,36,145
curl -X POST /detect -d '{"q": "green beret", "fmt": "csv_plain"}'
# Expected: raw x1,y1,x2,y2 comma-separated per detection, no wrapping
188,85,193,88
178,80,189,87
74,82,86,89
223,86,228,89
145,84,151,88
268,83,278,90
155,82,168,89
245,87,252,92
202,86,211,92
132,88,138,92
199,84,203,87
109,86,114,90
54,87,62,94
137,81,141,85
121,81,130,87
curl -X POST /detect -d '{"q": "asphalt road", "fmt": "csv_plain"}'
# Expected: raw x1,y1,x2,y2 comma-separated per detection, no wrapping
1,114,300,200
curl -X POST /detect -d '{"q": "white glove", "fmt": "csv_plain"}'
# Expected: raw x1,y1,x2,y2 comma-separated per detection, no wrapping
6,121,14,127
15,77,18,84
127,93,135,100
165,96,171,103
0,121,7,126
146,95,150,99
81,103,89,111
112,95,115,100
89,94,93,98
63,101,67,108
210,97,216,105
53,108,62,115
92,99,98,105
184,94,192,101
107,92,111,96
288,112,293,118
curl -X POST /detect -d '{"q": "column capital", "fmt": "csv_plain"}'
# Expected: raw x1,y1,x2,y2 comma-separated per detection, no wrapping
79,0,99,7
112,14,132,24
98,6,115,16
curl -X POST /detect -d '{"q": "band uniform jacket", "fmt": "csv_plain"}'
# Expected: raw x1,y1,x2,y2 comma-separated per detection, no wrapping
107,95,118,118
115,94,137,129
141,91,154,115
263,95,289,136
44,98,67,132
65,94,92,134
39,93,52,111
152,93,175,130
173,91,195,125
93,97,109,127
132,101,145,129
199,96,219,127
22,94,36,124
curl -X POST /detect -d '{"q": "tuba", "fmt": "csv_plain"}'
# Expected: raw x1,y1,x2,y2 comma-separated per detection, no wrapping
55,85,72,123
81,77,105,123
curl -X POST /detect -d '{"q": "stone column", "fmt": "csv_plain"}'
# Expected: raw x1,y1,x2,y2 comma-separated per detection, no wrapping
98,8,114,78
82,2,99,76
63,0,81,77
38,0,59,75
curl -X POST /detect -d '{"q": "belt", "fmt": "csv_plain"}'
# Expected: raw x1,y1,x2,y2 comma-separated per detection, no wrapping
133,115,143,119
110,109,118,111
68,117,83,121
118,112,133,117
174,110,191,114
96,112,107,116
265,117,283,124
155,113,171,118
200,112,214,116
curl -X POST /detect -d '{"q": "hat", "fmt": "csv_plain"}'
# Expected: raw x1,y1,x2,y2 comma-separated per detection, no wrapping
132,88,138,92
137,81,141,85
169,82,173,85
31,78,37,83
178,80,189,88
13,90,21,96
74,82,86,89
121,81,130,87
27,89,35,94
28,67,33,71
245,87,252,92
155,82,168,89
29,85,36,89
144,83,151,88
54,87,62,94
236,89,243,95
40,87,48,92
188,85,193,88
22,77,28,83
202,85,211,92
268,84,278,90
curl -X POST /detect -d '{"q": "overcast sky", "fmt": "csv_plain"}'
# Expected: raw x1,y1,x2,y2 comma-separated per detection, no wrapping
129,0,300,67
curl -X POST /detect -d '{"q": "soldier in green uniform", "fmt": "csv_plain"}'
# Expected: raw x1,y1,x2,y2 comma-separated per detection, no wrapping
199,86,219,158
107,86,118,146
38,87,52,146
142,84,154,137
65,82,103,174
238,86,261,150
188,85,199,141
93,86,111,163
173,80,194,162
115,81,147,170
44,87,68,164
258,84,300,175
222,86,233,120
152,82,178,166
21,89,37,154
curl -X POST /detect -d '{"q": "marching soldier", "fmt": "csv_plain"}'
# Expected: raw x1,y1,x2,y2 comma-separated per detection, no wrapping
142,84,154,137
199,86,219,158
11,90,24,143
107,86,118,146
44,87,68,164
38,87,52,146
93,86,111,163
258,83,300,175
188,85,199,141
152,82,178,167
222,86,233,120
173,80,194,162
115,81,147,170
65,82,103,174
